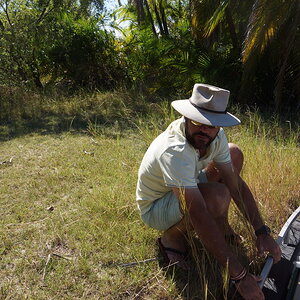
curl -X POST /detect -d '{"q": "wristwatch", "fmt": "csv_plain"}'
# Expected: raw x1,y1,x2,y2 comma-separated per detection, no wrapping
255,225,271,236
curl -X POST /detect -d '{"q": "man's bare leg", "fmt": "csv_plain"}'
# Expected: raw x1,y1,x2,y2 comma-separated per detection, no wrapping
205,143,244,182
160,216,191,269
160,144,244,266
198,181,232,234
161,182,231,268
204,143,244,238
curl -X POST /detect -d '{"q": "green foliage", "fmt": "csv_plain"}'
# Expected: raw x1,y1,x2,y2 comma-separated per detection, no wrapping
119,22,241,98
112,0,248,100
0,0,43,87
121,26,198,95
47,13,123,89
241,0,300,110
0,0,115,90
0,0,299,112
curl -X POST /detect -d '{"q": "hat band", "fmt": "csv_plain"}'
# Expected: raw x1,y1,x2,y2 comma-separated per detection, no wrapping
189,100,227,114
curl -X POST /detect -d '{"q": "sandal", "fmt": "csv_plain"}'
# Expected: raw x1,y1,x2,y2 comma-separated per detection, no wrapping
157,238,189,269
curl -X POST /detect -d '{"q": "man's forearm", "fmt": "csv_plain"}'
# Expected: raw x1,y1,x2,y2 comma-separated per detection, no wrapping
231,176,264,230
187,198,245,277
181,187,246,277
178,186,248,277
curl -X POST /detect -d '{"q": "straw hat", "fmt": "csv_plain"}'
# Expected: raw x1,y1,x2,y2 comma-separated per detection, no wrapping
171,83,240,127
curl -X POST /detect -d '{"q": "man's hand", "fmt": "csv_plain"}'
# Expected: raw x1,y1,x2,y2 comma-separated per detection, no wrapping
235,273,265,300
256,235,281,263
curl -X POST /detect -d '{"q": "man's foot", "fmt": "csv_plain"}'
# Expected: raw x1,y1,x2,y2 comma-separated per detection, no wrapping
157,237,189,270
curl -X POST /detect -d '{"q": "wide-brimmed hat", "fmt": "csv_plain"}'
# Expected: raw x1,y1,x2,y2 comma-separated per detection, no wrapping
171,83,241,127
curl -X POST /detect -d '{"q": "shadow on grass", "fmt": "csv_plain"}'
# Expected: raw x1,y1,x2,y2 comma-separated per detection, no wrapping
0,114,84,141
0,113,132,142
157,237,250,300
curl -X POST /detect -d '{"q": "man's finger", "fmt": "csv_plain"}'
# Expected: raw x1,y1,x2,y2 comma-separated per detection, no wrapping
272,247,282,264
250,274,262,282
257,247,264,257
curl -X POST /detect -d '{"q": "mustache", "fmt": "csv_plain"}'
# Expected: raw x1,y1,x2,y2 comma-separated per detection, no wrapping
192,131,211,139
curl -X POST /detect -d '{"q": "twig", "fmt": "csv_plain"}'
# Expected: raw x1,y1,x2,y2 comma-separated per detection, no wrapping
105,257,159,268
0,156,14,165
42,252,72,281
52,253,73,261
4,217,49,228
91,138,100,145
133,269,167,299
83,150,94,156
42,254,52,281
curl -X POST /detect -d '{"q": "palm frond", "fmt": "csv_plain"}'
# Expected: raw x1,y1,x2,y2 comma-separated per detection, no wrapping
242,0,291,63
203,0,230,37
197,53,211,68
190,0,221,40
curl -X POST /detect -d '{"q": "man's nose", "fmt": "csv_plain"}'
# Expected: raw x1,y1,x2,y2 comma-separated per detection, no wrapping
199,125,212,131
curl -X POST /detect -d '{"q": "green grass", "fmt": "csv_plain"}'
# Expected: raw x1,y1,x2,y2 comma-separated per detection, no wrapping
0,94,299,299
1,130,181,299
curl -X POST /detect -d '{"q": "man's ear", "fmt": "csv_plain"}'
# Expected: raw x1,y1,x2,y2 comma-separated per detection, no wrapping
184,117,189,123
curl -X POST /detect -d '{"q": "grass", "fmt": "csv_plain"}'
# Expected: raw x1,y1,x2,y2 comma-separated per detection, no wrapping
0,132,156,299
0,91,299,299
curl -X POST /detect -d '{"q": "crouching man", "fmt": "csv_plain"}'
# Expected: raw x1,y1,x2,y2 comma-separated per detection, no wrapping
136,84,281,300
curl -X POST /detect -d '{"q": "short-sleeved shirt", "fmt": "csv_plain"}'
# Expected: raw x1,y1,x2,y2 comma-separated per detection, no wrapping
136,117,231,215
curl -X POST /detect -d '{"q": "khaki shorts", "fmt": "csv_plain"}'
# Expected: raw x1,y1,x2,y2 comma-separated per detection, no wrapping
141,170,208,231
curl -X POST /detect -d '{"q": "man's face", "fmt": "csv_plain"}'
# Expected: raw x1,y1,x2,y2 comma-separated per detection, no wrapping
185,118,220,151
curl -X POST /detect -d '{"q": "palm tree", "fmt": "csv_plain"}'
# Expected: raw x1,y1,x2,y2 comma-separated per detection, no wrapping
190,0,253,54
128,0,173,37
127,0,158,36
241,0,300,111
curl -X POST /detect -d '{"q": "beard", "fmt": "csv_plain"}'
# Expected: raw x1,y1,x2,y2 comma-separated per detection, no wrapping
185,130,216,151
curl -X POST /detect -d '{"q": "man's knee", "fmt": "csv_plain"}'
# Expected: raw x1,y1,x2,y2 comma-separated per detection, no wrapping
229,143,244,174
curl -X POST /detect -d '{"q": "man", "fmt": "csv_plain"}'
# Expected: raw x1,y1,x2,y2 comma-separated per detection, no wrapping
136,83,281,300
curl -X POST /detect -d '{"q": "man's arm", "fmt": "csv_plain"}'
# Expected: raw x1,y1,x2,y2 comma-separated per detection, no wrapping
215,162,281,263
173,186,265,299
173,187,244,276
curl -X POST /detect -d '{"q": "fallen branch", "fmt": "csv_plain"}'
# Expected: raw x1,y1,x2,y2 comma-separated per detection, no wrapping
52,252,73,261
104,257,159,268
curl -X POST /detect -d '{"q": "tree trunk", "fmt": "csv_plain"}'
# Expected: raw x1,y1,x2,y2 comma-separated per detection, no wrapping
224,6,239,54
274,2,300,111
159,0,169,37
153,2,165,36
31,49,44,89
134,0,146,25
144,0,157,36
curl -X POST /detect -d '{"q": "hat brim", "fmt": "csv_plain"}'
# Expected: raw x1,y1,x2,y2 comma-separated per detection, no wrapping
171,99,241,127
